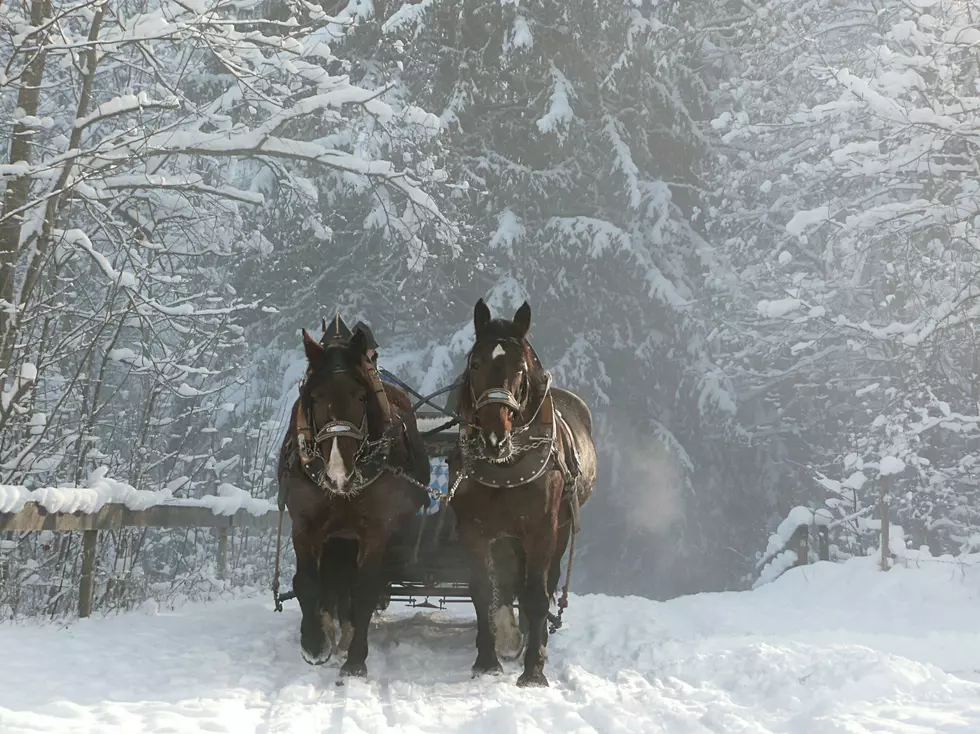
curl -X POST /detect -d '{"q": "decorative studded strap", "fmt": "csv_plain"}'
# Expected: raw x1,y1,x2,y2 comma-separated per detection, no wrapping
465,391,556,489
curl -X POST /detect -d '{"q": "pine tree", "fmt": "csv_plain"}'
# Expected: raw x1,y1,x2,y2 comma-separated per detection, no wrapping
377,0,760,595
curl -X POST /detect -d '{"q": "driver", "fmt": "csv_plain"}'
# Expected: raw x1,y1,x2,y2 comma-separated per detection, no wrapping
352,321,398,385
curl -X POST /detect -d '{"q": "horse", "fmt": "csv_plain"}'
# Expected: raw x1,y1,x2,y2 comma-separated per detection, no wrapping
448,299,597,687
276,319,431,678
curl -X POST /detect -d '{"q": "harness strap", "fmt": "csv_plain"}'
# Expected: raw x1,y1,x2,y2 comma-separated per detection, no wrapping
365,360,393,435
294,400,315,467
272,504,286,613
314,419,365,443
549,524,577,634
474,387,522,413
538,386,555,435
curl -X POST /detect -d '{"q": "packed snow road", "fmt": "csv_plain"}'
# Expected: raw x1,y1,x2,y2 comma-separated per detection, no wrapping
3,554,980,733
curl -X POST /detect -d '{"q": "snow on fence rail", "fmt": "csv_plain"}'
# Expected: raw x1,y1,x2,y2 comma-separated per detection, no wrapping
1,475,287,619
754,506,831,588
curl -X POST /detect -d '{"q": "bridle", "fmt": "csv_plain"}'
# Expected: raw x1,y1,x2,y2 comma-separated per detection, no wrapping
297,345,390,495
466,337,533,423
461,337,555,469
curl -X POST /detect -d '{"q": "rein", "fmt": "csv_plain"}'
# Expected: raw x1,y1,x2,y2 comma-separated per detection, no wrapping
376,369,475,437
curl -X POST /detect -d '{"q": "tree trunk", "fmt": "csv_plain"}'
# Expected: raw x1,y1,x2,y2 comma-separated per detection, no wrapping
16,5,106,332
0,0,52,363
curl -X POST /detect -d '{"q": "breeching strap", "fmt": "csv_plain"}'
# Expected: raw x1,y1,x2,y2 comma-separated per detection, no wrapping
272,507,285,613
549,522,578,634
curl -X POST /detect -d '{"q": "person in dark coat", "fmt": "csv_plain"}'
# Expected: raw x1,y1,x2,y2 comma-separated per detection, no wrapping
353,321,401,386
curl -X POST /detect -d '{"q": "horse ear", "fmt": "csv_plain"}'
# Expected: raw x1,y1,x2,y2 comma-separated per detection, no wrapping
302,328,325,364
350,327,368,358
513,301,531,337
474,298,491,338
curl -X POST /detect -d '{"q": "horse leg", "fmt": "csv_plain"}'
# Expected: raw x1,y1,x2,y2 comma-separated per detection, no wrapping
491,539,524,660
467,536,503,676
517,525,558,687
318,538,356,657
293,533,330,665
339,539,387,679
337,542,357,654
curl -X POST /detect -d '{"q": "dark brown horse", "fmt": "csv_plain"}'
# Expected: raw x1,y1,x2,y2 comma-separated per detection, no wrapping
277,321,430,678
449,299,597,687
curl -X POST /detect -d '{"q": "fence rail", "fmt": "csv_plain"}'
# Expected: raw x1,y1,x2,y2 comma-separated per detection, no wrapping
1,413,457,619
1,502,289,618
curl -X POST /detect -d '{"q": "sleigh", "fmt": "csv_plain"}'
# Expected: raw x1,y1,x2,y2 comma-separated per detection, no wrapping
379,412,472,609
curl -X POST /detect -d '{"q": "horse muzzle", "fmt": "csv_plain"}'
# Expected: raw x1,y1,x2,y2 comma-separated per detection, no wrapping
480,430,514,462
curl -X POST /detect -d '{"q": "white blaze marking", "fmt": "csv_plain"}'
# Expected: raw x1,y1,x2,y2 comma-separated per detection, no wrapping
488,432,499,447
491,343,506,360
326,438,347,489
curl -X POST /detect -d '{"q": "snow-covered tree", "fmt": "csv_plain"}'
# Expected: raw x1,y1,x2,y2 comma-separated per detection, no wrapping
0,0,444,497
367,0,767,596
704,0,980,558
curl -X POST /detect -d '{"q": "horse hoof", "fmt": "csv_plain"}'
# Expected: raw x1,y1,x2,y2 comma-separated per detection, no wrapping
472,659,503,678
340,660,367,678
301,645,332,666
517,671,549,688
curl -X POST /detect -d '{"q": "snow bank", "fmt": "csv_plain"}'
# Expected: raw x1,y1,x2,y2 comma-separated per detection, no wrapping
0,467,276,517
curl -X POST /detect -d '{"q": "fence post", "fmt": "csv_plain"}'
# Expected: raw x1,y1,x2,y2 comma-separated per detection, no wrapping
817,526,829,561
790,524,809,567
217,527,229,580
880,475,890,572
78,529,98,618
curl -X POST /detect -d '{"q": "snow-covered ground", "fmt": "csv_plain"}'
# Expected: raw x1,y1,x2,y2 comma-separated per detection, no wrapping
2,553,980,733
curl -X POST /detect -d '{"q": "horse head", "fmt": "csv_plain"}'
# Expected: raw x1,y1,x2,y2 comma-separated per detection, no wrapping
461,298,541,462
298,325,382,495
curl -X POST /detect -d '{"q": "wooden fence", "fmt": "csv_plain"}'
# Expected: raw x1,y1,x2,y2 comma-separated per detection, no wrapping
0,502,289,618
755,521,831,587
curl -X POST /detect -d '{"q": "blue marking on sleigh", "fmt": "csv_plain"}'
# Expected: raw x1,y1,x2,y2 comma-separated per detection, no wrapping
419,456,450,515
